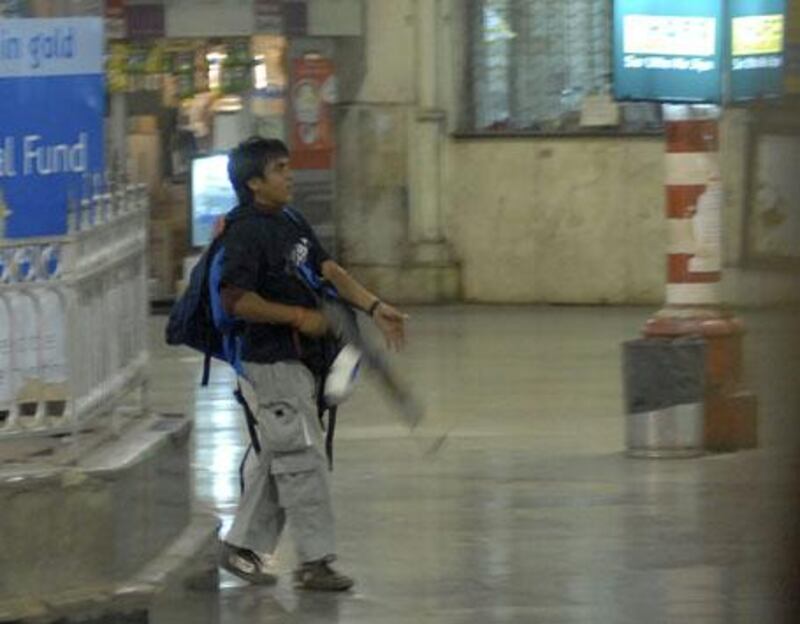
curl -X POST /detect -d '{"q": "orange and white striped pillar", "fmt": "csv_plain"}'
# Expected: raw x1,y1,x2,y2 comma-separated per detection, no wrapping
645,104,757,452
663,104,723,308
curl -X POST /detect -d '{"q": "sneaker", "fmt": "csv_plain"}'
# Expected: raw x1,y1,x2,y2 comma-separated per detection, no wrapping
293,559,354,591
218,542,277,585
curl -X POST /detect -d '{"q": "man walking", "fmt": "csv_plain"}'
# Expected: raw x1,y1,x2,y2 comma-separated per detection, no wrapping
216,137,406,591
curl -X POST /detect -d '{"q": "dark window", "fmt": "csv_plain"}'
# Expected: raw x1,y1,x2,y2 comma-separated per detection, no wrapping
465,0,663,135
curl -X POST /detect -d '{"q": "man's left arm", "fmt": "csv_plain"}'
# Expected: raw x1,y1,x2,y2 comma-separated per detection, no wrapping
321,259,407,350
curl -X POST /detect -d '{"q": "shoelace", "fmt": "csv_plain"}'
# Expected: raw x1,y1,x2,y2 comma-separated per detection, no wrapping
231,549,265,574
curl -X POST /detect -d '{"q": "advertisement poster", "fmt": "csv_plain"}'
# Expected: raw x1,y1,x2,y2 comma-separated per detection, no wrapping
254,0,284,34
107,41,128,93
614,0,786,102
105,0,125,40
0,18,105,238
614,0,724,102
729,0,786,101
787,0,800,93
289,56,335,170
166,40,198,100
220,38,252,95
125,2,163,39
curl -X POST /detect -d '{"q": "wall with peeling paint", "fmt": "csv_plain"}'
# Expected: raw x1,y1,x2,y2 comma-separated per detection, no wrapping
334,0,799,305
445,138,666,304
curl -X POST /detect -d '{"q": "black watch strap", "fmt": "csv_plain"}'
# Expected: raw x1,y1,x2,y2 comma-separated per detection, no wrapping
368,299,381,316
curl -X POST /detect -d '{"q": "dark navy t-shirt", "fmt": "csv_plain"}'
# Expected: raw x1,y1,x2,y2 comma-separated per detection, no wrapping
219,203,331,370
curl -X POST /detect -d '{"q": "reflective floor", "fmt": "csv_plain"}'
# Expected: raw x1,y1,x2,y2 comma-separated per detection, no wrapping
148,306,800,624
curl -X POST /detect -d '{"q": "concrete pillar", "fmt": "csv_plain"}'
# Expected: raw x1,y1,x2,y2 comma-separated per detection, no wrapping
336,0,460,302
643,104,757,453
407,0,458,270
108,91,128,179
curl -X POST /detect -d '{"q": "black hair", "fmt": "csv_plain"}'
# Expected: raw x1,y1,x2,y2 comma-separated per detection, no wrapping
227,136,289,204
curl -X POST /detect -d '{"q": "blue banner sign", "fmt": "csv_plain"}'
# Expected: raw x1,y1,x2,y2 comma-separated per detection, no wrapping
614,0,725,102
613,0,786,103
730,0,786,101
0,18,104,239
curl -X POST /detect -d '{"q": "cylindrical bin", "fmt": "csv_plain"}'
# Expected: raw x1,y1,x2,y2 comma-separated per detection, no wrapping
622,337,706,458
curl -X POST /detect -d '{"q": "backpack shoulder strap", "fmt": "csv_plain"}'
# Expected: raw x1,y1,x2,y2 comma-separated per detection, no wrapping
200,239,224,386
324,406,337,471
233,380,262,454
201,353,212,386
282,205,305,228
205,238,246,376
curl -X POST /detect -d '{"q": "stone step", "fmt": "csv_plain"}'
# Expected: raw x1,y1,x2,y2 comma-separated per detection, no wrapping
0,413,220,623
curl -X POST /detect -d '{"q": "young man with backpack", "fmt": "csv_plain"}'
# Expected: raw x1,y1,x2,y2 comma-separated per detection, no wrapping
213,137,406,591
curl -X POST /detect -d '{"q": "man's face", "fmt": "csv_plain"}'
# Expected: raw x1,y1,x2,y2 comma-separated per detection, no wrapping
248,156,292,209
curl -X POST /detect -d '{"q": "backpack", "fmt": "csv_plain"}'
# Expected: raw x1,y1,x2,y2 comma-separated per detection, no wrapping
164,233,240,382
164,216,258,454
164,206,347,468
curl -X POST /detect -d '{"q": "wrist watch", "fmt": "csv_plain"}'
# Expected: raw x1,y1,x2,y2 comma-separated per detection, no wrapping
368,299,382,316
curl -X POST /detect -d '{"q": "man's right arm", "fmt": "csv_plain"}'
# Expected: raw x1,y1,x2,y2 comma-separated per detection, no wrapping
221,285,328,337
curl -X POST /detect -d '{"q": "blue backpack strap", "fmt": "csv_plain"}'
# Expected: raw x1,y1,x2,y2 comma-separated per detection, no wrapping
200,244,223,386
202,353,212,386
283,205,343,470
233,380,262,455
282,206,340,300
206,244,262,457
207,245,244,376
324,406,337,471
238,444,251,494
282,204,304,227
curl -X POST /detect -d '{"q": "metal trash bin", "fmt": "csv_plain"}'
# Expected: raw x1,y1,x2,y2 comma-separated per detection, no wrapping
622,337,706,458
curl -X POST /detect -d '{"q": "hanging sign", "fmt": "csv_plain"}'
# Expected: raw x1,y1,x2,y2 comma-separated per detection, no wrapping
0,18,105,238
783,0,800,92
105,0,126,40
254,0,284,34
613,0,786,103
614,0,725,102
290,56,335,170
729,0,786,100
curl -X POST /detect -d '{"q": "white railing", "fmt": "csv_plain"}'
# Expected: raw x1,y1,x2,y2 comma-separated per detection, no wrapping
0,182,150,438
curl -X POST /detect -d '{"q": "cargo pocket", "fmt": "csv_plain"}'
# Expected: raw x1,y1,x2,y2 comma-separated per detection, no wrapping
258,399,311,453
271,451,327,508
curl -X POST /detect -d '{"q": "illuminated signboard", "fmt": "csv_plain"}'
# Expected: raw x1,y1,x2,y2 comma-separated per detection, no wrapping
614,0,786,103
614,0,724,102
787,0,800,93
730,0,786,101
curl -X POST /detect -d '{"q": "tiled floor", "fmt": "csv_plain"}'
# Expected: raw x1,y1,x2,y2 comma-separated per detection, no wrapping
149,305,800,624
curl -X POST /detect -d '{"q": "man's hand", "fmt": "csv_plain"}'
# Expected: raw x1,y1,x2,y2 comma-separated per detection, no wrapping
372,302,408,351
294,307,329,337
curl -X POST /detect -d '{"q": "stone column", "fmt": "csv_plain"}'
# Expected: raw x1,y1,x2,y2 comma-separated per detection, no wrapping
404,0,460,295
336,0,460,302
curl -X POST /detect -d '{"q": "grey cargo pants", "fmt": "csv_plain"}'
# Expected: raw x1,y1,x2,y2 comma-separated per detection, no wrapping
224,360,336,564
